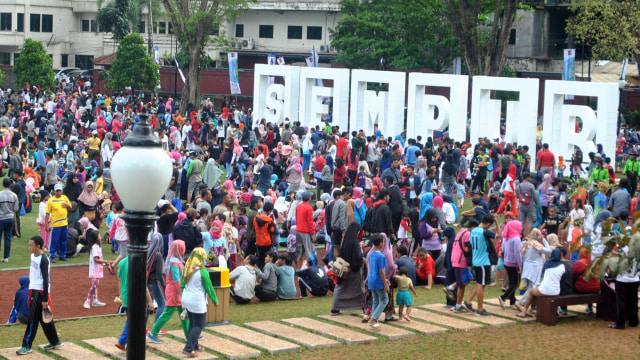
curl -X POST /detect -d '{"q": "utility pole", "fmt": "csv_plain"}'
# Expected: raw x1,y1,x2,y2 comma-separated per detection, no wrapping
147,0,154,56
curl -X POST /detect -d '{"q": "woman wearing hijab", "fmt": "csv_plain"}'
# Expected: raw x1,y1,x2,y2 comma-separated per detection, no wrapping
286,156,304,194
64,172,83,231
418,191,434,221
517,228,552,311
539,173,552,220
77,180,100,228
320,156,334,195
331,222,365,315
442,153,458,197
181,248,219,356
517,248,565,318
426,195,447,231
378,151,391,176
101,132,114,166
496,164,518,216
498,220,523,309
147,233,166,326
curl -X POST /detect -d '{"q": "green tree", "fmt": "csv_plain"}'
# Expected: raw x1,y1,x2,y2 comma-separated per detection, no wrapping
330,0,458,72
0,67,5,86
566,0,640,62
95,0,131,41
162,0,253,113
107,33,159,91
13,39,56,89
441,0,521,76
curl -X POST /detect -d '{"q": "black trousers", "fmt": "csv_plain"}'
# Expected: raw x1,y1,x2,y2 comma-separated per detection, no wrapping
615,280,639,329
22,291,59,349
255,286,277,302
500,265,520,305
256,245,271,269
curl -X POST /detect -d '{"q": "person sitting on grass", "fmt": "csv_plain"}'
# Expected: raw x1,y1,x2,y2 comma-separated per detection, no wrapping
229,255,258,304
395,266,418,321
415,247,435,290
255,251,279,302
276,254,297,299
296,254,329,298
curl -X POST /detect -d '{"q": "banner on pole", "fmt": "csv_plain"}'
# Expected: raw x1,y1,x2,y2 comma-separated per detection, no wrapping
228,52,241,95
175,57,186,84
563,49,575,100
268,52,276,86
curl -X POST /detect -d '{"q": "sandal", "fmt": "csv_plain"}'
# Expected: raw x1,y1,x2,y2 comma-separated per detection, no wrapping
525,312,534,318
403,315,411,322
369,322,380,330
107,262,115,275
384,317,398,322
516,313,527,318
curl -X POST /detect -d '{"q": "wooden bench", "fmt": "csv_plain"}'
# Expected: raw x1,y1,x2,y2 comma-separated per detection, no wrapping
536,293,605,326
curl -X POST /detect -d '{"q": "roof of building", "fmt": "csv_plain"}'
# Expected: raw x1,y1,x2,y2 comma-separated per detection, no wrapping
91,53,117,66
576,60,639,85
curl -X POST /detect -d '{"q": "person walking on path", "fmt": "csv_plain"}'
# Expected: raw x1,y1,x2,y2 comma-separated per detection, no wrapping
0,178,18,262
45,184,71,263
16,235,63,355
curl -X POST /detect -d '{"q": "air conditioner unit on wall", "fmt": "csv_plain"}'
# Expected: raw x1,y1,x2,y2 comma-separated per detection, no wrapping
319,45,328,52
241,38,254,50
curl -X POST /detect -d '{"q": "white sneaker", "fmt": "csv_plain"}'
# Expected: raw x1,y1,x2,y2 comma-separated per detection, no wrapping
83,301,91,309
1,258,8,263
92,300,106,307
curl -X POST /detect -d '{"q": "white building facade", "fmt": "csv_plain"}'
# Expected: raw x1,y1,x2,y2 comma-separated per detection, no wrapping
0,0,341,69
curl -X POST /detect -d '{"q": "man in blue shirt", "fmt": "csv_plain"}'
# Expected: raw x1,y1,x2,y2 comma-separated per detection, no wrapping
464,214,500,316
404,139,420,165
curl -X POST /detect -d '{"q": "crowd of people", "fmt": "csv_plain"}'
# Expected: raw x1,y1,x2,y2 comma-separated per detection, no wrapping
1,86,639,357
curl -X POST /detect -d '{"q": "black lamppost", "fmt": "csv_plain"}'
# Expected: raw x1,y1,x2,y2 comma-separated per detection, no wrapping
111,107,172,359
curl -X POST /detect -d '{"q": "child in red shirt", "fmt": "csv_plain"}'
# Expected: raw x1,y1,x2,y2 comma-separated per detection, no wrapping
415,247,435,290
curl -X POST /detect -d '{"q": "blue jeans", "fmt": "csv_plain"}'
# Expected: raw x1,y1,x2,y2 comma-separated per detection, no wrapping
370,289,389,321
118,308,128,345
49,226,68,260
149,283,166,322
0,218,14,259
302,152,311,173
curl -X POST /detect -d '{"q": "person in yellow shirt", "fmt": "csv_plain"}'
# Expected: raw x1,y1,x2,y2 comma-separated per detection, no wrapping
87,131,101,163
94,168,104,194
45,184,71,262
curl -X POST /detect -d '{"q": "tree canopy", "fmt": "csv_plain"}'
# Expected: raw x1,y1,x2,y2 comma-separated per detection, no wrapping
330,0,458,72
441,0,520,76
566,0,640,62
108,33,159,91
161,0,253,113
13,39,56,89
95,0,131,41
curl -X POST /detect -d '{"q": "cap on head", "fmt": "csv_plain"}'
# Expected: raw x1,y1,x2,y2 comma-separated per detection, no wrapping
54,183,63,191
301,192,311,201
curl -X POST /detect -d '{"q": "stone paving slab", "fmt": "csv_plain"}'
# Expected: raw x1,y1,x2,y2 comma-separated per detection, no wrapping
385,312,449,334
147,335,217,359
0,348,51,360
169,330,260,359
246,321,340,349
480,303,536,323
208,324,300,355
82,337,165,360
409,308,484,330
282,317,377,345
38,342,109,359
318,315,415,340
421,304,516,326
485,298,577,318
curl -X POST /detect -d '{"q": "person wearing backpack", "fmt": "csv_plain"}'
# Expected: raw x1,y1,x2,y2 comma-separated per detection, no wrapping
516,172,538,236
253,201,276,268
464,214,501,316
496,164,518,217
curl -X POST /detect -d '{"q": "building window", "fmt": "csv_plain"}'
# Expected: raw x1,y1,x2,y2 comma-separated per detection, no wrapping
75,55,93,70
42,14,53,32
13,53,20,62
61,54,68,67
259,25,273,39
235,24,243,37
209,24,219,36
16,13,23,32
158,21,166,34
0,13,11,31
287,26,302,39
152,22,157,33
307,26,322,40
30,14,40,32
509,29,516,45
0,53,10,65
82,19,90,32
138,21,145,33
168,22,173,34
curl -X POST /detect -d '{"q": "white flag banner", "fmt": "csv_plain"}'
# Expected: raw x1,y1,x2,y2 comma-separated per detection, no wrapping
175,58,186,84
276,57,285,65
310,47,324,87
268,52,276,86
154,46,160,64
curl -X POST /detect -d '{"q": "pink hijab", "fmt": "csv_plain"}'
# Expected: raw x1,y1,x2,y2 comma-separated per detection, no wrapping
210,220,223,239
233,139,243,156
174,212,187,226
288,156,302,174
223,178,237,204
502,220,522,240
432,195,444,210
366,232,397,280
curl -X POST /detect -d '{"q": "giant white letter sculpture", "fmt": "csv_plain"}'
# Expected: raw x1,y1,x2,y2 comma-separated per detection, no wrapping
253,64,301,125
406,73,469,142
299,67,350,131
349,70,406,137
542,80,619,168
470,76,539,171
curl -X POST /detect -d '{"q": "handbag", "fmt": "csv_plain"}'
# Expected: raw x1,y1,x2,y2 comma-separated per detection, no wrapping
484,230,499,266
332,256,351,279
